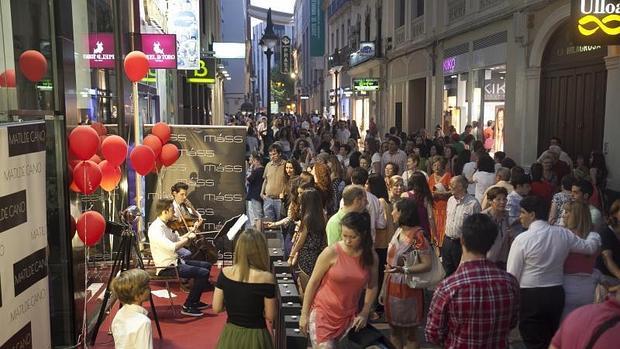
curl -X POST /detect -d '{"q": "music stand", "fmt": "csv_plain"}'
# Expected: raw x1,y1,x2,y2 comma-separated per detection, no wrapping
207,214,248,253
89,222,162,345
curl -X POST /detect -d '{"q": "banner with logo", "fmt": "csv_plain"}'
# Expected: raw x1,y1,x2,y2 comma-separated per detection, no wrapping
168,0,200,69
141,34,178,69
280,36,291,74
0,122,51,348
84,33,115,69
572,0,620,44
144,126,246,260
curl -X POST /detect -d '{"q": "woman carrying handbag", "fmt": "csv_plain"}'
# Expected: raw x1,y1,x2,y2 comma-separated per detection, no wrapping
380,198,432,349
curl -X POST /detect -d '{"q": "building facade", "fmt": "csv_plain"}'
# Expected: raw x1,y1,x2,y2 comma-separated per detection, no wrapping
221,0,249,115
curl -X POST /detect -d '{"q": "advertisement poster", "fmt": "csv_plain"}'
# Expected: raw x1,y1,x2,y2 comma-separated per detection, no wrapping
141,34,178,69
168,0,200,70
145,126,246,260
0,122,51,348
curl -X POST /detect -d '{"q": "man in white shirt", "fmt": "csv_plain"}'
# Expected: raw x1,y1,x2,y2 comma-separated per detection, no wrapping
339,168,386,241
507,196,601,349
148,199,211,317
442,175,481,276
381,136,408,176
335,120,351,145
111,269,153,349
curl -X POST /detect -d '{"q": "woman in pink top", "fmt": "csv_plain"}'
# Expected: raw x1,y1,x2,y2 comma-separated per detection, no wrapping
299,212,379,348
562,201,601,319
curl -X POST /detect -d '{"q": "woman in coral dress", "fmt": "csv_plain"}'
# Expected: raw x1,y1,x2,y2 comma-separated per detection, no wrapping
428,157,452,247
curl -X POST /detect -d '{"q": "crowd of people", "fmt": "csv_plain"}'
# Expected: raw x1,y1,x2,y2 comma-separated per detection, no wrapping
110,112,620,349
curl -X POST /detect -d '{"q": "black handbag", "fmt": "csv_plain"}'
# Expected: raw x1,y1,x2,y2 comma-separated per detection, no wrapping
337,324,386,349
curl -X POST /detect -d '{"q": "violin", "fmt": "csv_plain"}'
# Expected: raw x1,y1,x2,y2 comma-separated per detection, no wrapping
167,199,218,264
166,199,201,233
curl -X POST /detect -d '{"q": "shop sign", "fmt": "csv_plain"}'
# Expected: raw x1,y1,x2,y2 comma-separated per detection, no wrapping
349,42,376,67
572,0,620,44
187,58,216,84
168,0,200,69
280,36,291,74
484,80,505,101
141,34,177,69
353,78,380,91
84,33,115,69
443,57,457,74
300,94,310,100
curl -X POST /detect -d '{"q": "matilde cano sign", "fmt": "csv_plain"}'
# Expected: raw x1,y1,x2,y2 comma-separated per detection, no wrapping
573,0,620,44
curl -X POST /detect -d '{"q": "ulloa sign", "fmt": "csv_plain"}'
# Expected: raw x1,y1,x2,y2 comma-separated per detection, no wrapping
572,0,620,44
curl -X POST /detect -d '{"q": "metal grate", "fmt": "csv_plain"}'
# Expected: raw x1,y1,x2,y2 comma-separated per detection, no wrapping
444,43,469,58
473,31,508,50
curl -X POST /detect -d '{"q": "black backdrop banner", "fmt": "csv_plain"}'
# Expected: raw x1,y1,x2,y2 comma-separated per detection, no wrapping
145,125,247,259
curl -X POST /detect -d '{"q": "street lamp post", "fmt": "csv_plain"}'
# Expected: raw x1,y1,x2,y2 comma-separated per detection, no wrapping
260,8,279,151
330,49,343,121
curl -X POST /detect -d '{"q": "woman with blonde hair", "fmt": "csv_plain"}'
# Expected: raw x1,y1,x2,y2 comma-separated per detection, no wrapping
561,201,600,319
213,229,276,349
388,175,405,204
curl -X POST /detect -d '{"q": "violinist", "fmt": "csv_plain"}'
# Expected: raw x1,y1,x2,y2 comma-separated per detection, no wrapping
148,199,211,317
170,182,218,264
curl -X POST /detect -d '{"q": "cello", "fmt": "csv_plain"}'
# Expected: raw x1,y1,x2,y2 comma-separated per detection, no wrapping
167,200,219,263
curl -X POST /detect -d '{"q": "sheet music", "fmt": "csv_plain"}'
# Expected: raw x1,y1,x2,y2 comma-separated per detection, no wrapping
227,214,248,240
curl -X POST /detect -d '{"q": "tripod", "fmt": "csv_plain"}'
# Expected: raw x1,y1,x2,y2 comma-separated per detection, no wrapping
89,226,162,345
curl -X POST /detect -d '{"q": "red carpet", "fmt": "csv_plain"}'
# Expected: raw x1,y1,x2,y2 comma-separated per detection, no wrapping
92,269,227,349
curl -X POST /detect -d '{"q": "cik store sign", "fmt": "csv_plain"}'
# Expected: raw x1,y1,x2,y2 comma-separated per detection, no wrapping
572,0,620,44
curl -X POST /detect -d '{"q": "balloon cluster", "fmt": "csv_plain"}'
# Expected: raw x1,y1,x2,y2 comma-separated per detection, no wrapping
68,122,179,246
130,122,179,175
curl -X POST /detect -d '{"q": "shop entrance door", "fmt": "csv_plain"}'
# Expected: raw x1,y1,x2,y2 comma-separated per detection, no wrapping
408,78,426,134
538,21,607,158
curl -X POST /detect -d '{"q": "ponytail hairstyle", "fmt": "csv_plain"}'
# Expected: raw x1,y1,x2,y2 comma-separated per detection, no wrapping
340,212,374,269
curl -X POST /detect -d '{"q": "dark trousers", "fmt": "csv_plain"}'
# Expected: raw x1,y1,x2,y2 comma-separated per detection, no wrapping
440,237,462,277
519,286,565,349
160,260,211,306
374,248,388,311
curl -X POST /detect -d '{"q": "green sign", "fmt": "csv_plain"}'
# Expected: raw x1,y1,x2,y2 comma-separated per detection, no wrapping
142,69,156,83
353,78,380,91
35,79,53,91
310,0,324,57
187,58,216,84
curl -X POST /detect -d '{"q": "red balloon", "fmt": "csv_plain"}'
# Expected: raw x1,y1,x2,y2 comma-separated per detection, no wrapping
76,211,106,246
89,154,102,164
152,122,171,144
69,180,81,193
124,51,149,82
97,135,107,157
0,69,16,87
101,135,128,166
69,216,77,239
18,50,48,82
73,160,102,195
160,143,180,167
99,160,121,192
143,134,163,158
69,126,100,160
130,145,156,175
91,122,107,136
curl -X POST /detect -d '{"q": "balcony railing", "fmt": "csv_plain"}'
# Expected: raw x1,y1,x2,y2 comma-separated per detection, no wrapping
447,0,467,24
394,25,406,46
410,16,425,42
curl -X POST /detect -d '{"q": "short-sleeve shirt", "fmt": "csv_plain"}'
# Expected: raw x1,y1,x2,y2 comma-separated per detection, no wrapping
326,209,347,246
596,226,620,277
551,298,620,349
263,160,286,196
216,272,275,328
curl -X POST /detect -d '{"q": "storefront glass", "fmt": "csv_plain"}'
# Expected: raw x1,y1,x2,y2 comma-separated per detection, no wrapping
473,64,506,152
442,73,469,133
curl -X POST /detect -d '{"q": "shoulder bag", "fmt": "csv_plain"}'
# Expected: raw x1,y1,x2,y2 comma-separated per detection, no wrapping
404,240,445,289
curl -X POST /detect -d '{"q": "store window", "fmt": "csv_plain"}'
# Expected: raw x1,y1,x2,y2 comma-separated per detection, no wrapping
442,73,469,134
473,64,506,152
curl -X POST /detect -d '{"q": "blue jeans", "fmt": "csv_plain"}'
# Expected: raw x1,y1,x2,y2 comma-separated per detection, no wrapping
263,197,282,222
160,260,211,306
246,199,263,228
